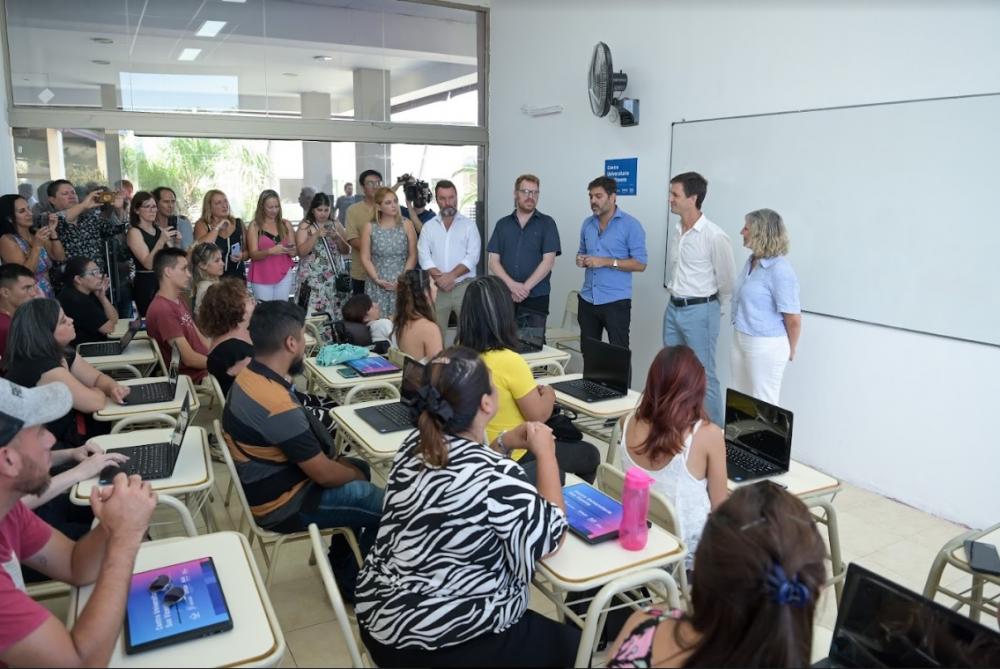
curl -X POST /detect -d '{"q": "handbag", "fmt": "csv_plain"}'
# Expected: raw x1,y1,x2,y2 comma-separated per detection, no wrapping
546,404,583,442
315,343,369,366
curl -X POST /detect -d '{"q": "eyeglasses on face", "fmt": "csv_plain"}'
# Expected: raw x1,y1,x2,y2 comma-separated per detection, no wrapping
517,189,540,198
364,180,383,187
82,268,103,277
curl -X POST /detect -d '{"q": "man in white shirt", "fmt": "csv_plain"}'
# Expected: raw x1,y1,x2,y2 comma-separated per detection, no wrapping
663,172,735,425
417,180,481,338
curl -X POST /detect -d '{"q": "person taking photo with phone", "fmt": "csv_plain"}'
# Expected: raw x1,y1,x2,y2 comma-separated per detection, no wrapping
0,193,65,298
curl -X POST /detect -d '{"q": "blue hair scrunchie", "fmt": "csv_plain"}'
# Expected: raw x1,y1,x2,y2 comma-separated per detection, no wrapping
410,386,455,425
766,564,811,607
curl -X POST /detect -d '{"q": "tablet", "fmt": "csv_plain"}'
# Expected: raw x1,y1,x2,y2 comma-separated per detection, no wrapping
124,556,234,655
345,355,401,376
563,483,624,544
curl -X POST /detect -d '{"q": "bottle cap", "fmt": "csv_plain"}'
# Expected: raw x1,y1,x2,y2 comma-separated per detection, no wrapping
625,466,653,488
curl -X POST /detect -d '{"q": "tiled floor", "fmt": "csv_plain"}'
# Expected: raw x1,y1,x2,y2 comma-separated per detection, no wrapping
38,397,997,667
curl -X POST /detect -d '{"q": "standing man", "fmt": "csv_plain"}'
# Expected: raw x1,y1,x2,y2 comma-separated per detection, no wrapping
575,176,647,348
663,171,735,426
345,171,383,295
152,186,193,250
334,182,359,226
487,174,560,333
417,180,481,338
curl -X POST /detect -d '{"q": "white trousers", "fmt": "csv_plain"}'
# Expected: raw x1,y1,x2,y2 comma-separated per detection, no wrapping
250,271,295,302
729,330,790,406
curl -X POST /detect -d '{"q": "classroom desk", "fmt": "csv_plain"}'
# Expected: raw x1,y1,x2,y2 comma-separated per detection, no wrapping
729,460,845,601
68,531,286,668
92,375,201,428
81,339,162,376
109,318,149,340
924,522,1000,622
303,354,402,404
329,399,411,481
71,427,214,531
538,374,642,443
521,345,572,377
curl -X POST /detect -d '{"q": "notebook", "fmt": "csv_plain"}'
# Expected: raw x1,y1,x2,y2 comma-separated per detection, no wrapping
549,337,630,402
724,388,793,483
354,358,425,433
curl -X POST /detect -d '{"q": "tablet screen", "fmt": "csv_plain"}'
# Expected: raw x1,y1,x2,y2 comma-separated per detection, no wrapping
124,556,233,654
345,355,400,376
563,483,623,543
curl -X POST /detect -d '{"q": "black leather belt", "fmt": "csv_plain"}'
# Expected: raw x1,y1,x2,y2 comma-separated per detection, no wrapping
671,293,719,307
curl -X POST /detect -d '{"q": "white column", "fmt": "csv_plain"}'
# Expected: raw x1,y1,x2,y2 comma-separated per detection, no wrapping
100,84,122,184
46,129,65,179
301,91,333,194
0,41,16,187
353,68,391,181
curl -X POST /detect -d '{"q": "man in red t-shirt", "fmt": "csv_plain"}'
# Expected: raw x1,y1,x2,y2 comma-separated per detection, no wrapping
146,247,210,383
0,378,156,667
0,264,39,360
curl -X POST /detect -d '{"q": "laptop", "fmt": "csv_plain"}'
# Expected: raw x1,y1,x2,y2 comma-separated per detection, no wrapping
354,358,425,433
815,563,1000,667
515,324,545,354
99,393,192,483
122,352,179,405
344,355,401,377
550,337,630,402
77,319,140,357
724,388,793,483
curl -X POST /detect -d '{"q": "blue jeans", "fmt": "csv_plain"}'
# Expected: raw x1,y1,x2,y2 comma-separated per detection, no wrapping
662,301,723,426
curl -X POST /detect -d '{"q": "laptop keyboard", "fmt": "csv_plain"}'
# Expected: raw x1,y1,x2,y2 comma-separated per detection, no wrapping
375,402,412,425
80,341,120,356
99,442,179,482
126,382,173,404
567,379,622,400
726,443,778,475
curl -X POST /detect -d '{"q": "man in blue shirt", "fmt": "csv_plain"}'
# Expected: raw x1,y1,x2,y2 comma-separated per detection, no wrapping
487,174,561,333
576,176,647,348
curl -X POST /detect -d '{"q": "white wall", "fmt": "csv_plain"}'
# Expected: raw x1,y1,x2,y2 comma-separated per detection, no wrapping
488,0,1000,528
0,38,18,190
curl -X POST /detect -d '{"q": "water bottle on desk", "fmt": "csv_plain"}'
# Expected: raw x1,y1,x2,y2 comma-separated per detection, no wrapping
619,467,653,551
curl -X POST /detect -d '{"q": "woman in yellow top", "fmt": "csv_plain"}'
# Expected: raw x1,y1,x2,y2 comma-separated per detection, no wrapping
456,276,599,483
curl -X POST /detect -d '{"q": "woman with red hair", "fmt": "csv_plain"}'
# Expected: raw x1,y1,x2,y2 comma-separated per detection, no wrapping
617,346,728,567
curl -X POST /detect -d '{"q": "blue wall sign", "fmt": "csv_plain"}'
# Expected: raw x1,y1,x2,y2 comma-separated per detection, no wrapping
604,157,638,196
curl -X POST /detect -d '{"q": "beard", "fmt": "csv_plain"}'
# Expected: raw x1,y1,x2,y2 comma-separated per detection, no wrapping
439,206,458,217
288,354,305,377
14,458,51,497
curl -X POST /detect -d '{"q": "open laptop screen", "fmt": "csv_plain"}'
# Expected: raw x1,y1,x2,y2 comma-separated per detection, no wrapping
580,337,630,393
400,359,425,403
829,563,1000,667
724,388,792,469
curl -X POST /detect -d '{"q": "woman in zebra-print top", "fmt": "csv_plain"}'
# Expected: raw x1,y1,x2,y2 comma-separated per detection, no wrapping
355,347,581,667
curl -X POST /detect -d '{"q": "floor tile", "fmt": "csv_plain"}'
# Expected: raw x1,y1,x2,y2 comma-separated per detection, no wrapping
270,573,337,632
284,620,360,668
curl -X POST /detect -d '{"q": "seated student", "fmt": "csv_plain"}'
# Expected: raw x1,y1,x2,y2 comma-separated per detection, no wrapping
146,247,210,383
0,378,156,668
392,269,443,361
608,481,826,668
341,293,393,344
198,279,338,432
0,263,39,359
355,347,579,668
189,241,224,313
56,256,119,346
618,346,728,568
456,275,600,483
222,300,383,599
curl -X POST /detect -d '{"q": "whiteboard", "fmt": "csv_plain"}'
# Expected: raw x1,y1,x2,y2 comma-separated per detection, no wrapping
666,94,1000,347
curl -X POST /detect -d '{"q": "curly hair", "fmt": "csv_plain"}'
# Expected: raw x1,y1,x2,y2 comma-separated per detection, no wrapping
197,277,251,338
745,208,789,258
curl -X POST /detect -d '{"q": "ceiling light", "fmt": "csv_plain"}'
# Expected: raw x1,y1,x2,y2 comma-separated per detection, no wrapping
178,48,202,61
221,0,246,3
196,20,226,37
92,59,111,65
91,37,114,44
282,72,298,77
38,88,54,104
313,55,333,62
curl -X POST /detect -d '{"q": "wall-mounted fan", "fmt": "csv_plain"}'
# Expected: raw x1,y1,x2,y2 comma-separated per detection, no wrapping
588,41,639,127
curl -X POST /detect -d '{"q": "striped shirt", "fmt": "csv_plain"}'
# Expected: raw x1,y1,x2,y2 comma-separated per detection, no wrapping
355,433,568,650
222,360,331,530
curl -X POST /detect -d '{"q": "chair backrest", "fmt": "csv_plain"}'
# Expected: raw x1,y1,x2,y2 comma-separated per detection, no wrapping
308,524,367,668
205,372,226,408
596,462,683,539
343,321,373,346
563,290,580,327
213,419,270,540
386,346,415,368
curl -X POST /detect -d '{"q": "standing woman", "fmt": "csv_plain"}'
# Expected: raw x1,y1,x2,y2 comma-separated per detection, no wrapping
360,187,416,318
246,189,297,301
730,208,801,405
0,193,65,297
295,192,350,318
126,191,180,316
194,189,245,279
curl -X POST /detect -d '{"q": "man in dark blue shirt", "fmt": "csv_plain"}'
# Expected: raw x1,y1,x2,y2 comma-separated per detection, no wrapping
487,174,561,332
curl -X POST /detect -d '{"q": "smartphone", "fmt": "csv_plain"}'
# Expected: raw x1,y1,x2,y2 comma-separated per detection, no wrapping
230,242,242,257
964,540,1000,576
336,367,359,378
30,214,49,234
96,191,116,204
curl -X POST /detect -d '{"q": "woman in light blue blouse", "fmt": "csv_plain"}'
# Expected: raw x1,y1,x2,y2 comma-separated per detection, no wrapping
730,209,801,404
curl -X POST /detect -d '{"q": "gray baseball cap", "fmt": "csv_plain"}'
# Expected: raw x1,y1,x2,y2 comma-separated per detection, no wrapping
0,379,73,446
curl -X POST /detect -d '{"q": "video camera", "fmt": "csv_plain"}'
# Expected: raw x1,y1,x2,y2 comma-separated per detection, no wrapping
397,173,432,209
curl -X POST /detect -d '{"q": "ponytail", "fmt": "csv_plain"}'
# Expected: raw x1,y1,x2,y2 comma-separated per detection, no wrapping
416,410,450,468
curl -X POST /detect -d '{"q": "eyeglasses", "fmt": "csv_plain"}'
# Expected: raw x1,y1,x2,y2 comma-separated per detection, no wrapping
517,189,540,198
82,269,103,277
364,180,383,187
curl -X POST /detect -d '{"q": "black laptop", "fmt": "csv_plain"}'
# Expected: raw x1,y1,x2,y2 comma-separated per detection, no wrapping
77,319,140,357
515,325,545,354
122,352,179,405
354,359,424,433
550,337,629,402
99,393,192,483
724,388,793,483
814,563,1000,667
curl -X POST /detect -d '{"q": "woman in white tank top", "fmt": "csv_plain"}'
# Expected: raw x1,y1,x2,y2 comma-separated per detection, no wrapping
617,346,729,568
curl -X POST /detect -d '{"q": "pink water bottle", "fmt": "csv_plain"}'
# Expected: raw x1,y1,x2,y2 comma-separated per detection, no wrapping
619,467,654,551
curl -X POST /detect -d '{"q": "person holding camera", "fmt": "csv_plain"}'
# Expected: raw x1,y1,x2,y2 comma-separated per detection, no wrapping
296,192,350,318
127,191,181,317
0,194,65,298
47,180,125,279
393,174,436,234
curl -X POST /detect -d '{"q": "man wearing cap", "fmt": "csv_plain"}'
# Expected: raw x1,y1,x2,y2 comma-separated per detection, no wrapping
0,379,157,667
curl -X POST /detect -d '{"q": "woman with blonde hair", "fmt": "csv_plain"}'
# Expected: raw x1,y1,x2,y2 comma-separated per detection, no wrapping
189,242,225,311
245,189,296,301
193,189,245,278
730,208,801,404
359,186,416,317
